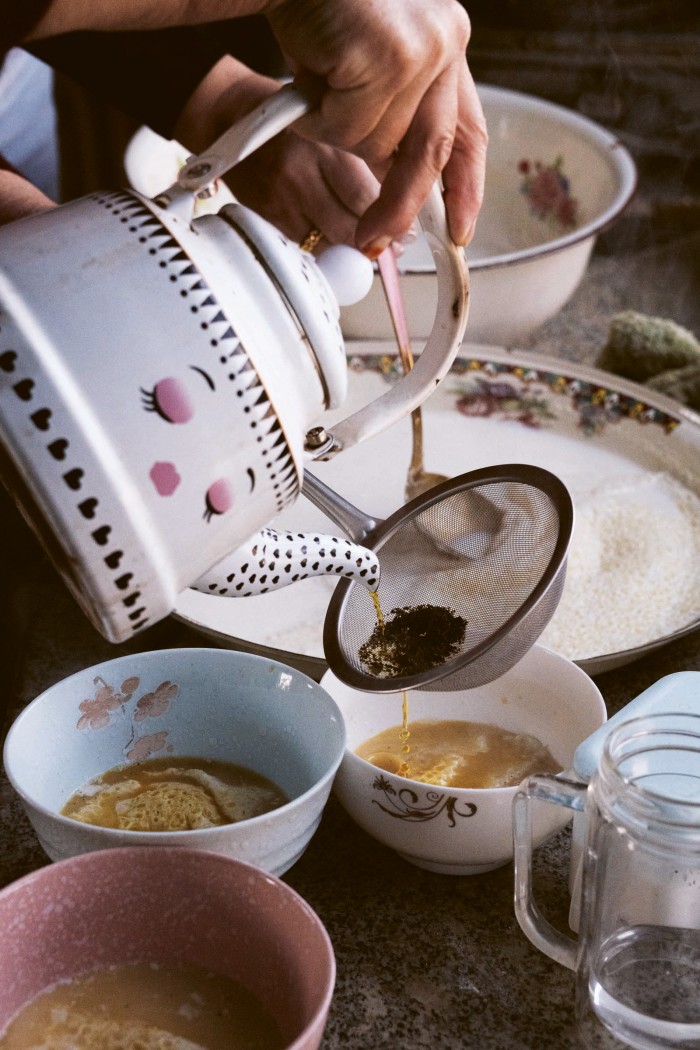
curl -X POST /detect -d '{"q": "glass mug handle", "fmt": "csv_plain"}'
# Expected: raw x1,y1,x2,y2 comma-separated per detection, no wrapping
513,774,588,970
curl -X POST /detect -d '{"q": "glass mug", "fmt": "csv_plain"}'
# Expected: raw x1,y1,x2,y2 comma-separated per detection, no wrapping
513,713,700,1049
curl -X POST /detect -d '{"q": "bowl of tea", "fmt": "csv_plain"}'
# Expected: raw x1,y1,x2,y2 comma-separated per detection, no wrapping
321,645,606,875
0,846,334,1050
3,648,345,875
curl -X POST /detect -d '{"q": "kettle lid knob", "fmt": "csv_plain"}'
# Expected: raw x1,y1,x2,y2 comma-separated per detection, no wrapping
315,245,374,306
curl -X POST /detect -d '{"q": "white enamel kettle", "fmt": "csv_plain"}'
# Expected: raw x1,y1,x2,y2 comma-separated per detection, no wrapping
0,85,469,643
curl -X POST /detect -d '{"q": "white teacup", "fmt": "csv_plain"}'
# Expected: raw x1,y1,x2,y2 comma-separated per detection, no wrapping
322,645,606,876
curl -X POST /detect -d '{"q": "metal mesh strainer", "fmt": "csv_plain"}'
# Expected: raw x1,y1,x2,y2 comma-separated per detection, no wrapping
303,464,573,693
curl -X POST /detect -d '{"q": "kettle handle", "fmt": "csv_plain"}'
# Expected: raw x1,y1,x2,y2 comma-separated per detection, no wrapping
321,180,468,458
174,82,314,193
167,83,470,459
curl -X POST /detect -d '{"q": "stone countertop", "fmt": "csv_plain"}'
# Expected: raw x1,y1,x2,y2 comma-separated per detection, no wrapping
1,224,699,1050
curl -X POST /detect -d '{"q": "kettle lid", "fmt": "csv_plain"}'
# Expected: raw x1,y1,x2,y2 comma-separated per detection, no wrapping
219,202,348,411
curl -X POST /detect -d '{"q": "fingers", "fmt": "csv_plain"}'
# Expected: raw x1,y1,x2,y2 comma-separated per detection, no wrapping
175,53,384,250
227,132,380,248
0,169,56,226
441,64,488,246
316,149,381,243
324,54,486,252
268,0,486,251
354,63,460,253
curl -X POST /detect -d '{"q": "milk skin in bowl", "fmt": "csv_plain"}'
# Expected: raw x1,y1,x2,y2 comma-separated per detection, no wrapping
357,694,561,788
62,755,287,832
0,961,284,1050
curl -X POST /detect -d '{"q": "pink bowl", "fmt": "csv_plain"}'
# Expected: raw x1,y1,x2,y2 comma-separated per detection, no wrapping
0,847,334,1049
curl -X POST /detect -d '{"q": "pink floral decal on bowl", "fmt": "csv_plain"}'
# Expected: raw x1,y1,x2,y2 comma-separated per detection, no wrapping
133,680,179,722
352,354,680,436
77,676,140,731
518,156,579,230
76,674,179,759
127,730,171,762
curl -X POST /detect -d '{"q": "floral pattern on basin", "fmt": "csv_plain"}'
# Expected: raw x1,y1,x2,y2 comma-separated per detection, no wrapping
518,156,579,230
348,354,681,436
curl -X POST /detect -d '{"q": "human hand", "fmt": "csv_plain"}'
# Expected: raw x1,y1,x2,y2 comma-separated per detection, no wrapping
175,56,386,251
29,0,487,251
0,168,56,226
264,0,487,253
230,134,383,251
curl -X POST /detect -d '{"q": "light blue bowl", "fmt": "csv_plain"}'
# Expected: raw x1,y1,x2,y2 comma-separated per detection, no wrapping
4,648,345,875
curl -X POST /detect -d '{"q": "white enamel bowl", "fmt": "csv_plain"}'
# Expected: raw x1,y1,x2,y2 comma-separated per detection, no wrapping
322,645,606,876
3,648,345,876
341,84,636,345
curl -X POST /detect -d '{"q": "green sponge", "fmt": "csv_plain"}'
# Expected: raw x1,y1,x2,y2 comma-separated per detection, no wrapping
597,310,700,383
646,364,700,412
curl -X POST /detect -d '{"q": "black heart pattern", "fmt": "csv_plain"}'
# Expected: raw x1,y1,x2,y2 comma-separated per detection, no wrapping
115,573,133,590
123,591,141,607
0,350,17,372
30,408,51,431
104,550,123,569
92,525,111,545
48,438,69,460
78,498,98,519
63,468,84,491
13,378,34,401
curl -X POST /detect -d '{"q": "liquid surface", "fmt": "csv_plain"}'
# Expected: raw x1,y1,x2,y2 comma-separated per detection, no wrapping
0,961,284,1050
356,719,561,788
61,756,287,831
589,925,700,1049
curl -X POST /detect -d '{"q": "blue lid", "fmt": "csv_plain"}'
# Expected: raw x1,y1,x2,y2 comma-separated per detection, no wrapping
572,671,700,782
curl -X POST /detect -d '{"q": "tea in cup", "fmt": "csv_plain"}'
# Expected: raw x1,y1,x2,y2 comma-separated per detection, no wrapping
322,644,606,875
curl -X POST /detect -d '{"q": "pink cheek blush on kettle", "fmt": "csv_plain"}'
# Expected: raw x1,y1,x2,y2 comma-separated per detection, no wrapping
0,85,469,643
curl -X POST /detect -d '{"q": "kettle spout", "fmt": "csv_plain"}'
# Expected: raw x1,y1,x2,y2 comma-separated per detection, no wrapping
192,527,379,597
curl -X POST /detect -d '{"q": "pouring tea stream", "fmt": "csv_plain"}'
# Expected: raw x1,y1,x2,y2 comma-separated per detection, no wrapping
0,83,469,643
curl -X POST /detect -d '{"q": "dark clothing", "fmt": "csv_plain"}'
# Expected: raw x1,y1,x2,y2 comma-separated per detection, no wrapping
29,27,225,139
3,5,282,142
0,0,52,57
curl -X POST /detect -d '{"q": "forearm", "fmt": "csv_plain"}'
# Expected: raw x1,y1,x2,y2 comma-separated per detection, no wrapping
0,169,55,226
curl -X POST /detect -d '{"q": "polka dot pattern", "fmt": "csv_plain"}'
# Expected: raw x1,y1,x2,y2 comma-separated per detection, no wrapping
193,527,380,597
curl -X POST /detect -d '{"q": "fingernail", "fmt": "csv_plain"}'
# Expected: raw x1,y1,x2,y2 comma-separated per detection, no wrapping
390,225,418,257
396,223,418,247
360,236,392,261
460,217,478,249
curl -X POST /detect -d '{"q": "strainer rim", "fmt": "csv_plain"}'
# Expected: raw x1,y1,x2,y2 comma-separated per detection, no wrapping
322,463,574,693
